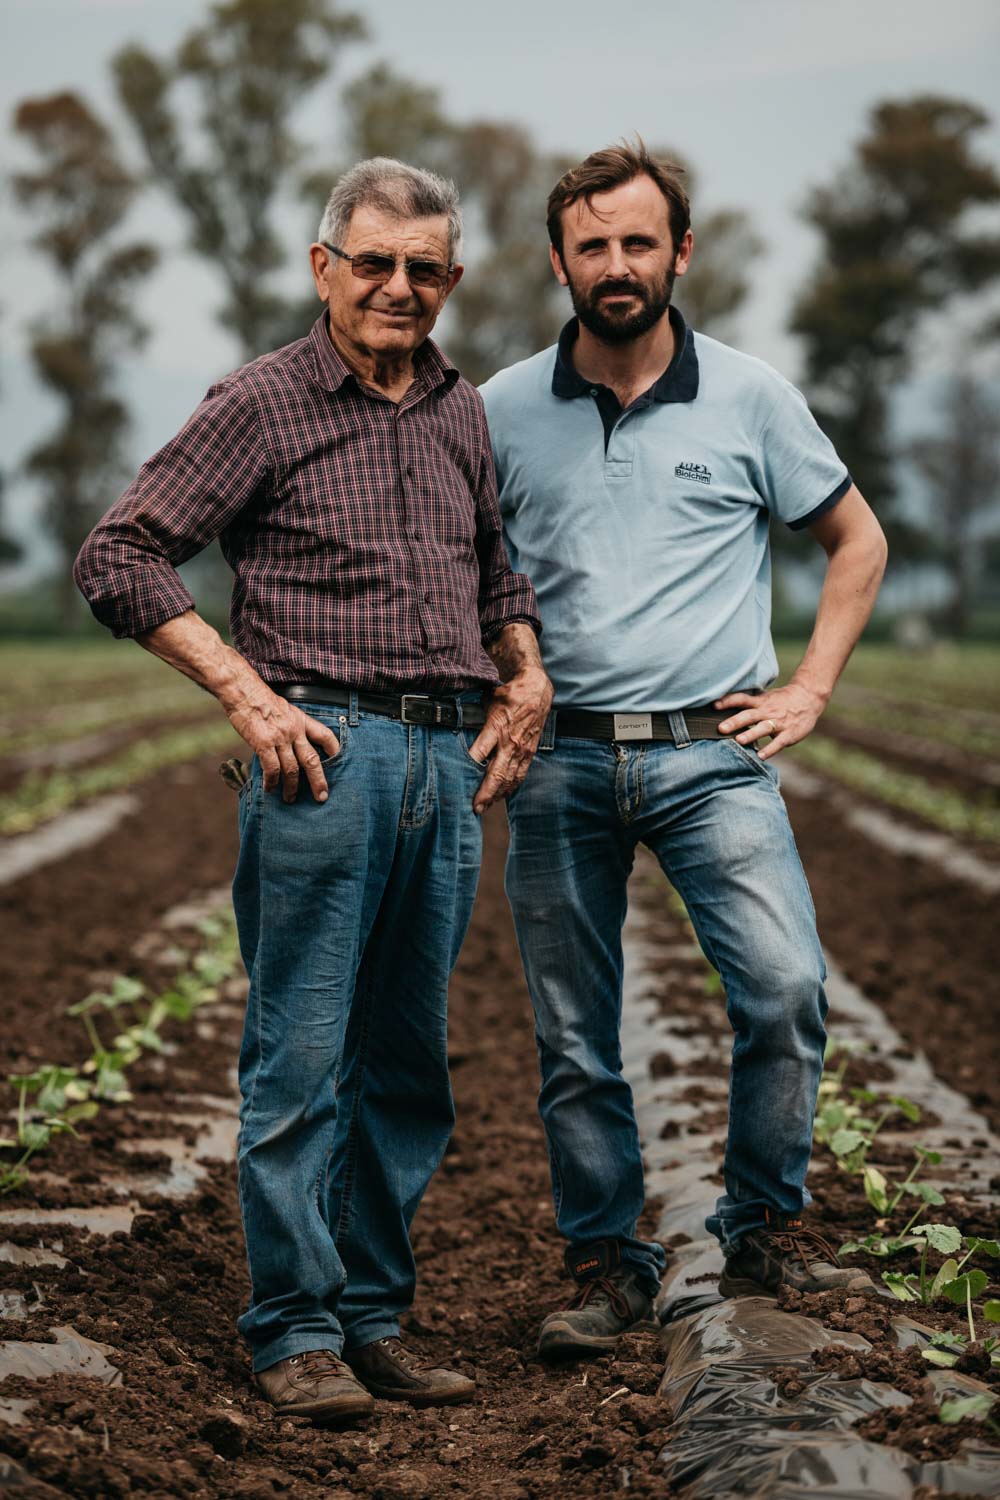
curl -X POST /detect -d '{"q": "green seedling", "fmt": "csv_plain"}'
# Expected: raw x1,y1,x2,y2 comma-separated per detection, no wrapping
938,1394,1000,1439
881,1229,999,1328
922,1329,1000,1369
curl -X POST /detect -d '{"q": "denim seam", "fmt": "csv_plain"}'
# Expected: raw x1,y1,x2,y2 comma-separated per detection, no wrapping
334,965,374,1244
242,782,268,1157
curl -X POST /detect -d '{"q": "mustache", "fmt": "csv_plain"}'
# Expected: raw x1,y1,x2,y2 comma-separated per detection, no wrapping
592,280,649,302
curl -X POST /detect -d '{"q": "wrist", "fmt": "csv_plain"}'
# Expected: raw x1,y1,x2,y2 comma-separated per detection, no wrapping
790,671,832,710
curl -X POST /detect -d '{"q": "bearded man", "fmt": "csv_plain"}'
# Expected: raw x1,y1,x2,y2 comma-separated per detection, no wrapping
480,141,887,1361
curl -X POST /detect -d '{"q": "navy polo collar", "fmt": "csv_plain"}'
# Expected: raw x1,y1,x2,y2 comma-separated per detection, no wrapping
552,304,699,404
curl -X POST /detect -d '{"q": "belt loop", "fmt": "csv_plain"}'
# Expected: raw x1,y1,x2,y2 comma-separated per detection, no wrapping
349,691,359,727
668,710,692,749
454,698,464,730
539,710,556,752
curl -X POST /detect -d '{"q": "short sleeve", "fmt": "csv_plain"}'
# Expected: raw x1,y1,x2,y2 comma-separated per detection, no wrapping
754,380,851,530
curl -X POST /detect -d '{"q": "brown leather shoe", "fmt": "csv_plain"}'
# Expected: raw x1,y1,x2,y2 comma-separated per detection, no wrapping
255,1349,375,1423
344,1336,475,1407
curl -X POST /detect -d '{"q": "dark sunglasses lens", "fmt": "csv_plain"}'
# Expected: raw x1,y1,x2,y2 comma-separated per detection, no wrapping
407,261,449,288
351,255,395,282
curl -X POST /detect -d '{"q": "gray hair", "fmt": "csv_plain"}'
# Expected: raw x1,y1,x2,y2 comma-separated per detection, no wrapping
318,156,463,260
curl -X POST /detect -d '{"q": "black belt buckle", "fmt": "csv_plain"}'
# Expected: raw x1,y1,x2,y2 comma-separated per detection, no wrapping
401,694,444,726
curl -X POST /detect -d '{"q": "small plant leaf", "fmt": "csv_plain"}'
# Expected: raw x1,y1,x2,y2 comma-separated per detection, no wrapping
928,1330,965,1348
915,1148,942,1165
913,1223,963,1255
830,1128,867,1158
922,1349,958,1367
938,1394,996,1425
984,1301,1000,1324
881,1272,916,1302
930,1258,960,1301
964,1238,1000,1259
890,1095,920,1123
0,1137,18,1150
62,1101,99,1125
20,1123,51,1152
941,1270,989,1306
862,1166,890,1213
901,1182,945,1206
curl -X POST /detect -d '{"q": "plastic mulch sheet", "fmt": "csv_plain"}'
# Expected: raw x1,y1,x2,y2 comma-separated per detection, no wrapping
656,1251,1000,1498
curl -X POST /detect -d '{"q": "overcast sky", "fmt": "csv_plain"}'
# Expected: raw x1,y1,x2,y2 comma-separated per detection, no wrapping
3,0,1000,577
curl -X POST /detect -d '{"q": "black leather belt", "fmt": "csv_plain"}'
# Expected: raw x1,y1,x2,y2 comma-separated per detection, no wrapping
554,707,728,742
273,682,487,729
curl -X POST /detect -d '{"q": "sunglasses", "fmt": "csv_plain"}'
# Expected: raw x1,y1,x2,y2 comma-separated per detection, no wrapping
323,242,453,291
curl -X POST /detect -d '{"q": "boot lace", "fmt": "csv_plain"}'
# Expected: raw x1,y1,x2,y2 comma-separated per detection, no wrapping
377,1336,422,1370
563,1277,632,1320
291,1350,349,1378
765,1223,837,1273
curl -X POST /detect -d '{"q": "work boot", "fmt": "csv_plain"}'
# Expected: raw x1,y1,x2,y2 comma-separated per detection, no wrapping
537,1239,658,1362
718,1210,875,1297
344,1336,475,1407
255,1349,375,1423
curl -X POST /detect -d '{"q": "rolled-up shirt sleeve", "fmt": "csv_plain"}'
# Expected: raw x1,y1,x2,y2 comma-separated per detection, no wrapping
74,379,269,638
472,403,541,647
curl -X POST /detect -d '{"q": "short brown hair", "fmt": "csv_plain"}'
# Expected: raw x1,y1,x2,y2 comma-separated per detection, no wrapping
546,139,690,258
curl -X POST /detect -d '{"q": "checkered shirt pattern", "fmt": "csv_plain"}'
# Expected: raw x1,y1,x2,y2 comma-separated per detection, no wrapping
74,315,540,692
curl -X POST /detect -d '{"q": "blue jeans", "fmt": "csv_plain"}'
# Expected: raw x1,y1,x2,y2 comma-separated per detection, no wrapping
231,700,485,1372
505,722,828,1288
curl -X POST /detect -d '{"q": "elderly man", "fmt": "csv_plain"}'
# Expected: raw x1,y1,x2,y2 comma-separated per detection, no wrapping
75,157,551,1420
480,141,887,1362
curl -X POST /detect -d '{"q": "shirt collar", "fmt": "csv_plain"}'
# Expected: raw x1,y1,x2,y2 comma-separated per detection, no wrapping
551,304,699,404
309,312,459,395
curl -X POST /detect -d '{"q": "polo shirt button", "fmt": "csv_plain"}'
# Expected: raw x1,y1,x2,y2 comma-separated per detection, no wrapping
589,388,598,396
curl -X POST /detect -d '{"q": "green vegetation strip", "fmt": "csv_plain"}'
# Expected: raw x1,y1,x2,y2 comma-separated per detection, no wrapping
822,701,1000,762
1,910,241,1196
792,736,1000,844
776,643,998,715
0,690,216,758
0,720,239,836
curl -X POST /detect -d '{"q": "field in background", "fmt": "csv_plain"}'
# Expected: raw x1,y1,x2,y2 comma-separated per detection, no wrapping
0,637,995,846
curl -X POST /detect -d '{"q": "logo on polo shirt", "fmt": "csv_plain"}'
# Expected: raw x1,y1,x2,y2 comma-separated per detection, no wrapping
675,461,712,485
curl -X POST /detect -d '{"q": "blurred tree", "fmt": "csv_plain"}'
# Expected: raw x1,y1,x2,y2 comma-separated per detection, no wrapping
791,96,1000,547
12,92,156,627
909,374,1000,635
113,0,364,361
306,75,762,384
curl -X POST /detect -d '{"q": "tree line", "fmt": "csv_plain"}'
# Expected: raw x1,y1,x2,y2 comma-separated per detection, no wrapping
6,0,1000,633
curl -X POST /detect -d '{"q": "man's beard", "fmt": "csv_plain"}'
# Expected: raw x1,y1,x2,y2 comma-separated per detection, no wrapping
567,264,675,345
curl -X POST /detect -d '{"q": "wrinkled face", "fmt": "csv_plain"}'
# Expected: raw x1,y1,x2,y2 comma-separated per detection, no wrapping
309,205,463,361
551,174,693,345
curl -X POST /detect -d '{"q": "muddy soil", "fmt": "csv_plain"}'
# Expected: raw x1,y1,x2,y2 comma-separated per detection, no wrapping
1,798,673,1499
1,743,997,1495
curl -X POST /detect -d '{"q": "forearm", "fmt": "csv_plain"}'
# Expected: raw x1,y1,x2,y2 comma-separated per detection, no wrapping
136,610,270,716
791,534,887,707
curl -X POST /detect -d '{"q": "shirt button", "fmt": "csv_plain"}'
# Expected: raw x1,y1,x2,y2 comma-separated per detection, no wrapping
590,388,599,396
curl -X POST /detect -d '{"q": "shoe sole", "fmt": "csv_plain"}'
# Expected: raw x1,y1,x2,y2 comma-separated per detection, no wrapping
537,1317,659,1363
270,1394,375,1425
717,1269,876,1299
354,1380,475,1408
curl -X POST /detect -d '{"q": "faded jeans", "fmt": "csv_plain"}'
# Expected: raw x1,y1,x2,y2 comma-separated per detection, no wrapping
231,699,485,1372
505,719,828,1291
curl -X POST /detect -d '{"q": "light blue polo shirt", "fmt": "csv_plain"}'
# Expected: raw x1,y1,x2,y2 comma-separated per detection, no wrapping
480,309,851,712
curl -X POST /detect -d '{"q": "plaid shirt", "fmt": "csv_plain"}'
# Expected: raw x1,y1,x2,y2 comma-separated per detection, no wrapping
75,315,540,692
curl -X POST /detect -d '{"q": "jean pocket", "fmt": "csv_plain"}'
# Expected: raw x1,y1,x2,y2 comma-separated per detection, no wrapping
458,729,489,775
315,715,350,770
722,736,780,786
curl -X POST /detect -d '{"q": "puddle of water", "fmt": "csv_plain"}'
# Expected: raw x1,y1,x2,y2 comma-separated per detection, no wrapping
0,1205,139,1234
0,1323,121,1385
0,1241,67,1269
